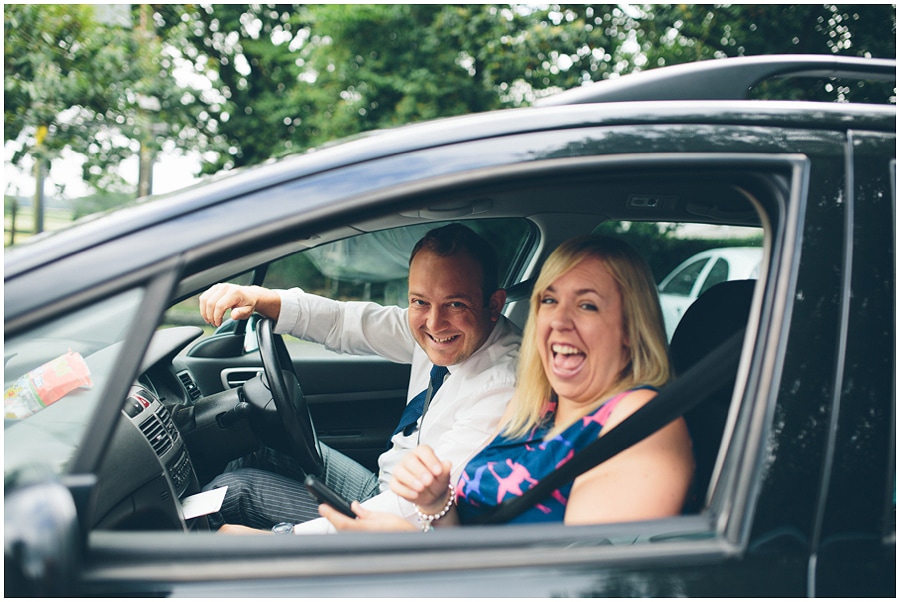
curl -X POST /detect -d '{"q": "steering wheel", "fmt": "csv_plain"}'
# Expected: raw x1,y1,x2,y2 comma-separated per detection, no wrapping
256,316,325,477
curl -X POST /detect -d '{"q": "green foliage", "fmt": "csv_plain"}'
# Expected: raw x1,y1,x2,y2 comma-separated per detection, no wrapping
4,4,192,196
4,3,896,208
154,3,895,174
634,4,896,102
153,4,647,172
4,4,100,141
150,4,316,173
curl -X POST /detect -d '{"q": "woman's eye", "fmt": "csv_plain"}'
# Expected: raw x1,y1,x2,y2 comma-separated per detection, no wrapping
540,296,556,305
580,303,598,311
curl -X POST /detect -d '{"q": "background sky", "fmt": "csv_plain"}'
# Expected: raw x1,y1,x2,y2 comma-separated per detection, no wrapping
4,146,202,201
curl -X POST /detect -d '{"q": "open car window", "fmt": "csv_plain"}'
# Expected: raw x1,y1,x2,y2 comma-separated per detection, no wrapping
152,160,775,538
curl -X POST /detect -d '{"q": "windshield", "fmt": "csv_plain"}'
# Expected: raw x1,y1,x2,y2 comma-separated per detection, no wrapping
4,288,146,476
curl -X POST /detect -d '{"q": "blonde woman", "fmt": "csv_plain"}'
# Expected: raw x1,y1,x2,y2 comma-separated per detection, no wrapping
322,235,694,530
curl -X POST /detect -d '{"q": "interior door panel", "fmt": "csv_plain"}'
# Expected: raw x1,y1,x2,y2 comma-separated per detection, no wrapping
298,356,410,472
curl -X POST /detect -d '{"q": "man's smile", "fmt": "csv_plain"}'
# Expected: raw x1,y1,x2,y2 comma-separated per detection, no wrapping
429,333,460,344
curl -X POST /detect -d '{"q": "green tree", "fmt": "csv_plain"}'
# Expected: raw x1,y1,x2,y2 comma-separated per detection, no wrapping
150,4,315,173
298,4,635,126
158,3,895,176
633,4,895,102
5,4,111,231
155,4,640,173
4,4,196,205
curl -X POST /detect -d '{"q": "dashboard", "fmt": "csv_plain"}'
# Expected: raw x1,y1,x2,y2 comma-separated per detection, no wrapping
92,327,209,531
1,325,212,532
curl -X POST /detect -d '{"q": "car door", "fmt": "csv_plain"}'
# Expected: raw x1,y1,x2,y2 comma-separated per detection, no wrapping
7,100,894,598
809,131,896,596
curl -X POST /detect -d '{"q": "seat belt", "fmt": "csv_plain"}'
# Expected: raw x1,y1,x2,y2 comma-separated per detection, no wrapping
471,328,745,525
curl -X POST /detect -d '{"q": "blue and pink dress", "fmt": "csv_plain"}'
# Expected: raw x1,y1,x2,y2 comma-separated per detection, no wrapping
455,386,654,524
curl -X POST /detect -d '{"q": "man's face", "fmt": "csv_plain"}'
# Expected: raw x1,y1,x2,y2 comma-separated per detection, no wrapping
407,249,505,367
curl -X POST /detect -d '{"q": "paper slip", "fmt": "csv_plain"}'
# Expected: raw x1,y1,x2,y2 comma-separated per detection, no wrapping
181,486,227,520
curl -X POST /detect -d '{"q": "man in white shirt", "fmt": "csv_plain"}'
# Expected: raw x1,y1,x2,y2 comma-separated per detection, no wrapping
198,224,521,534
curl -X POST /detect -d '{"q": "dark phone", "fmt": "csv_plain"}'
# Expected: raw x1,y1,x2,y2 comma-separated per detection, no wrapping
303,475,357,518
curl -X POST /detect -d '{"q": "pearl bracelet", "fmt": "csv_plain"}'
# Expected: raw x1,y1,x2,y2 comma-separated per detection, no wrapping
416,484,456,532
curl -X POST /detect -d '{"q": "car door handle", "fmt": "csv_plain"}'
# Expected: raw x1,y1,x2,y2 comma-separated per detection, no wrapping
221,368,264,389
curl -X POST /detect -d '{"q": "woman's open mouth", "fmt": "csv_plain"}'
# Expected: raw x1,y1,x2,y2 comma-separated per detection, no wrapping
551,342,586,376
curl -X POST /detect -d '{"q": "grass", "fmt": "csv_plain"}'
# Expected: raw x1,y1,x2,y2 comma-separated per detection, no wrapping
5,205,75,247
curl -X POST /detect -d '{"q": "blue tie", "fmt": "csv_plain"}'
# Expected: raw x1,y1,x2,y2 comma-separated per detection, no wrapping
392,364,449,437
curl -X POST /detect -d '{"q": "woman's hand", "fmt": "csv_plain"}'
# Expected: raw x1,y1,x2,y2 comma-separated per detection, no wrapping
319,501,417,532
389,445,453,514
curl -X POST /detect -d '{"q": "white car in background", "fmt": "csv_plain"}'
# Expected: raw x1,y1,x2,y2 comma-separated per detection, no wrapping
658,246,763,339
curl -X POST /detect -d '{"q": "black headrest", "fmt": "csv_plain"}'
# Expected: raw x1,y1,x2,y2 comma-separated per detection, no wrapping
669,279,756,376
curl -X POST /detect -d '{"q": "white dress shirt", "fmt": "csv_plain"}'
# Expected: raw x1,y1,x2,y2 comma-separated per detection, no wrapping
273,288,520,534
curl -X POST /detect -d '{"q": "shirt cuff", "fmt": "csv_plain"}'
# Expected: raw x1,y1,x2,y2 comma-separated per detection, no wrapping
273,288,304,335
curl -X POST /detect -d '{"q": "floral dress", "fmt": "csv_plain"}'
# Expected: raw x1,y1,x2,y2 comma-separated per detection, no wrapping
455,386,654,524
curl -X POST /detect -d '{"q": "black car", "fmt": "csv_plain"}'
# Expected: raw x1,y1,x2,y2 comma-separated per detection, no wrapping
5,54,895,597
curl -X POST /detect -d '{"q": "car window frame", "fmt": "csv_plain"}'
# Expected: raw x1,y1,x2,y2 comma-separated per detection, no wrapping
176,151,799,529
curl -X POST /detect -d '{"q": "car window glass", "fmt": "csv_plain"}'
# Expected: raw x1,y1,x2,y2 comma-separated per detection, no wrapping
162,218,536,350
4,288,146,477
660,258,708,296
699,257,730,296
264,218,535,307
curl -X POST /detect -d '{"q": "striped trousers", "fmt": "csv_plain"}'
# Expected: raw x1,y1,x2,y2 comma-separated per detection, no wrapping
203,444,381,530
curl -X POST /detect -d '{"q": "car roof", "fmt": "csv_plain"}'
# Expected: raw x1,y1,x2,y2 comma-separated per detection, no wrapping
536,54,896,106
5,98,892,278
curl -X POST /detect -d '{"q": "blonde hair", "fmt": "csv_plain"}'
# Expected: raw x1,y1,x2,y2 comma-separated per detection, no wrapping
503,235,671,439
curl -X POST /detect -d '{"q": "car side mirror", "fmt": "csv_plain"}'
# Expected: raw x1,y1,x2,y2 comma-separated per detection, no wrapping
4,464,83,597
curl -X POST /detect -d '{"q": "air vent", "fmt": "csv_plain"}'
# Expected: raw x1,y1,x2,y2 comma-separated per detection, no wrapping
177,371,202,401
156,404,180,443
139,414,173,457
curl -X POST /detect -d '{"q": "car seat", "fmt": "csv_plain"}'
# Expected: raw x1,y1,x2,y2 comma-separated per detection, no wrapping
669,279,756,513
503,277,536,331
